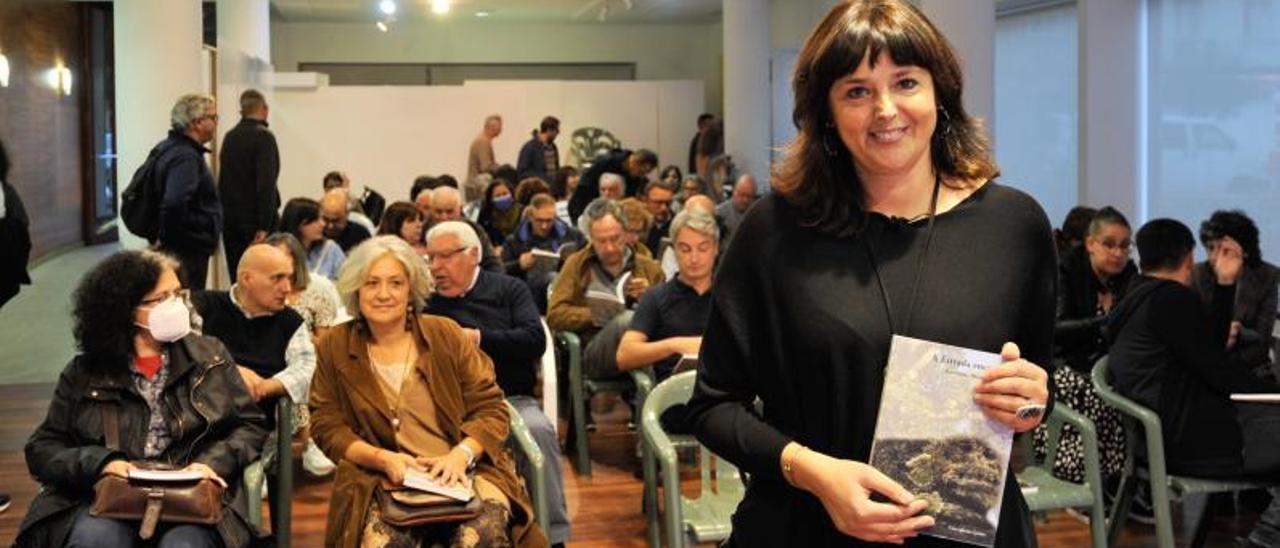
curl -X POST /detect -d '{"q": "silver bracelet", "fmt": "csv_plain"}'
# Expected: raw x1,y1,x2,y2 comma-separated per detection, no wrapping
456,442,477,468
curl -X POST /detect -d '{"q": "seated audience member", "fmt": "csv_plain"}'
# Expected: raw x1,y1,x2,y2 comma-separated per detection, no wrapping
1056,206,1098,259
551,166,579,225
309,236,545,547
412,185,434,227
1193,210,1279,375
502,194,586,313
425,222,572,546
516,116,560,182
619,198,655,256
192,244,334,476
642,180,677,255
479,179,521,247
411,175,438,201
714,174,760,242
675,175,708,214
576,173,623,236
567,148,658,223
321,189,372,252
436,174,459,189
322,171,376,234
658,165,682,188
377,201,429,256
616,209,718,382
264,232,342,342
280,196,346,280
1036,207,1136,485
514,177,552,207
548,199,665,381
1108,218,1280,548
663,193,727,278
19,250,266,547
430,185,504,273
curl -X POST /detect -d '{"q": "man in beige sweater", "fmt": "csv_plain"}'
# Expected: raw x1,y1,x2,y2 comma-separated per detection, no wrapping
467,114,503,188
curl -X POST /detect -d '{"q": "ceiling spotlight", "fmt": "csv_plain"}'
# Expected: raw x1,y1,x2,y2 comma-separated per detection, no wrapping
431,0,450,15
376,20,389,32
378,0,396,16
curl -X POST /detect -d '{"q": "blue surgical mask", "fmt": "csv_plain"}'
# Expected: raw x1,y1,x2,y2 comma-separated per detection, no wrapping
493,195,514,211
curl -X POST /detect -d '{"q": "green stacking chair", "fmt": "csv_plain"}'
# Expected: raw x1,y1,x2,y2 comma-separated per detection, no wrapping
640,371,744,548
505,399,549,534
1017,401,1108,546
554,329,653,476
1092,356,1276,547
243,397,294,548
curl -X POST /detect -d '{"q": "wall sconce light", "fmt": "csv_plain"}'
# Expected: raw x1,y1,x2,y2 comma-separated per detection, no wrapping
0,53,9,88
46,64,72,96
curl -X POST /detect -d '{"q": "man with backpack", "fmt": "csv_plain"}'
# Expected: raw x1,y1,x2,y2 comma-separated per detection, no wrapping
123,93,223,289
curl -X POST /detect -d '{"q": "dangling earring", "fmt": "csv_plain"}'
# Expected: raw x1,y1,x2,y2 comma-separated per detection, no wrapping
936,104,954,137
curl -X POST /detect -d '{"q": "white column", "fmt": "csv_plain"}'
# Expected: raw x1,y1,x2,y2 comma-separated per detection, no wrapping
916,0,996,145
724,0,771,182
217,0,273,128
1078,0,1144,220
115,0,204,249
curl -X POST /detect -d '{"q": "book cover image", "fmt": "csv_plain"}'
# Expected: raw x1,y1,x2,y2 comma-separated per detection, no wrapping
868,335,1014,547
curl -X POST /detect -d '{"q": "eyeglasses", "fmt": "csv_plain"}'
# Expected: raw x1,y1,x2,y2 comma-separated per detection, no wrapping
200,114,219,123
426,246,469,263
1099,239,1132,254
139,288,191,308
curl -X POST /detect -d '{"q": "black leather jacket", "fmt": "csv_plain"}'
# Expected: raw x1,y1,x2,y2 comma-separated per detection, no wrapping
17,335,267,547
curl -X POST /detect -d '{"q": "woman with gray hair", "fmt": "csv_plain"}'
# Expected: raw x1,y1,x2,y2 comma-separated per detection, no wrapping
308,235,545,547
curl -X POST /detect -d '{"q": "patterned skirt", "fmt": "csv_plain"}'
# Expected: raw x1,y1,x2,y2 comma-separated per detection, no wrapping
1032,366,1127,484
359,498,513,548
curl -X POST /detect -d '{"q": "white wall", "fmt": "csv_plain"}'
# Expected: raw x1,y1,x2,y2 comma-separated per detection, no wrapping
268,79,703,203
270,19,723,114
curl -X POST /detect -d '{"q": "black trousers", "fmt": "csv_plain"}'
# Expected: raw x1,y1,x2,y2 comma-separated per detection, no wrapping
223,227,256,278
160,246,210,290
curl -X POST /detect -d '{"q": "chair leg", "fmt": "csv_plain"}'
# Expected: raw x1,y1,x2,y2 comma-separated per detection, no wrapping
1150,482,1177,548
642,440,660,548
1189,493,1218,548
1108,473,1138,547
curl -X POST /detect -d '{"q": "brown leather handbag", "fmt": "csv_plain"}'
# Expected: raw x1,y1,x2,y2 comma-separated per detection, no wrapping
88,405,224,539
375,481,481,528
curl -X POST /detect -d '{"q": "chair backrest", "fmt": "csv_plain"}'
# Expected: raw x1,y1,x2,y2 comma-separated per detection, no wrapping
642,371,743,498
1091,355,1169,480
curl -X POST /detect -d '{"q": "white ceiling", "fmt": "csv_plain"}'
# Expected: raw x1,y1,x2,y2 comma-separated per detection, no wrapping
271,0,724,24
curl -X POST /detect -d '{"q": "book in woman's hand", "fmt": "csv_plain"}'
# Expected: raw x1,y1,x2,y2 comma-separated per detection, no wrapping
868,335,1013,548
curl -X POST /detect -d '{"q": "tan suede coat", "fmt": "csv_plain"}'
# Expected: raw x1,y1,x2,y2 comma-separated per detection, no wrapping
310,314,547,548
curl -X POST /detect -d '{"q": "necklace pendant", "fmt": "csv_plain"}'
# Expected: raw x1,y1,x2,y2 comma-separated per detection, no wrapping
392,417,401,429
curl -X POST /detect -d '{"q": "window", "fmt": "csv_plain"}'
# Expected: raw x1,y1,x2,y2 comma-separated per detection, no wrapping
1147,0,1280,260
995,2,1078,227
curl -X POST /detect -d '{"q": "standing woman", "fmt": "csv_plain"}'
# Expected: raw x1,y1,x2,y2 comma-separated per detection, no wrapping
308,236,545,547
685,1,1055,546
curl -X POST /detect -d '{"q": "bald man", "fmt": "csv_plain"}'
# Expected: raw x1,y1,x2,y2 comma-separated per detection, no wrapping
716,174,759,241
428,186,504,273
192,243,332,475
321,188,371,252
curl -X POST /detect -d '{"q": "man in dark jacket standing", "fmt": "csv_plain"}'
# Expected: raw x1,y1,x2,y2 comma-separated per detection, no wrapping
1107,218,1280,548
516,116,560,182
218,89,280,276
0,138,31,311
567,148,657,224
155,93,223,289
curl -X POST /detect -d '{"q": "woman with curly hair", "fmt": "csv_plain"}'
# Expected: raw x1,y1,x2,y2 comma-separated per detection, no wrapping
18,250,266,547
377,201,429,256
1193,209,1280,373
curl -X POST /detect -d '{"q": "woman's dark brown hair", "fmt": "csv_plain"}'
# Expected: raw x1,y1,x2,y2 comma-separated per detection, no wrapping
377,201,423,239
774,0,998,236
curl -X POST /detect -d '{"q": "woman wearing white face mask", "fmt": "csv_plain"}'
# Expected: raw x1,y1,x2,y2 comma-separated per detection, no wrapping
17,250,268,548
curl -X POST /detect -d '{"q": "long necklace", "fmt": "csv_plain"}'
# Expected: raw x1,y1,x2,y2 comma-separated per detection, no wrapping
863,174,942,337
368,337,415,430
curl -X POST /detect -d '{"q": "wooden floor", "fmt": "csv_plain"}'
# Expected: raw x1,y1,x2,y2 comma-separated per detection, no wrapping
0,383,1261,547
